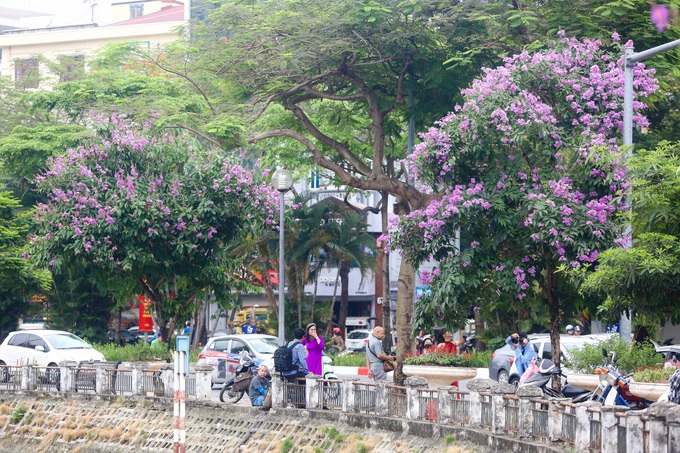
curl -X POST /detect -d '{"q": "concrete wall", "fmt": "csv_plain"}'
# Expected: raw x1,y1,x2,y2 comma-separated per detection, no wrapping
0,393,492,452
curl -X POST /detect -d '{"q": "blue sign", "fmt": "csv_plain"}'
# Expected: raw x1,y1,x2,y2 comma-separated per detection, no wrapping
415,286,432,299
176,335,190,376
605,323,620,333
242,324,256,334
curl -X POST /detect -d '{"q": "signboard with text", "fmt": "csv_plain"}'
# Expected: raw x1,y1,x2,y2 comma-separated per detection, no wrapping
138,295,154,332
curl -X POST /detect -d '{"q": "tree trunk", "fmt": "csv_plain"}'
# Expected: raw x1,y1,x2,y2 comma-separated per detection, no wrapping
326,268,341,337
311,254,320,322
394,260,415,386
380,193,392,353
546,264,562,391
338,260,350,337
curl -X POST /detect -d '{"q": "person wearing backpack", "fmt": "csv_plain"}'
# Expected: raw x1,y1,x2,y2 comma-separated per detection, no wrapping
280,328,308,382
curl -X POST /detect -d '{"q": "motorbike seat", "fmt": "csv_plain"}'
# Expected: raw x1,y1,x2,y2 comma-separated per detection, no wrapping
562,384,590,398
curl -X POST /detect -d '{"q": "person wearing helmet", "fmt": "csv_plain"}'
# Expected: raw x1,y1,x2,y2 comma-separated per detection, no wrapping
330,327,345,352
574,326,582,335
566,325,575,335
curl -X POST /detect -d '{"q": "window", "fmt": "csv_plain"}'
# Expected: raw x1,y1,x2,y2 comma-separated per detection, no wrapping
58,54,85,82
28,335,49,352
15,58,39,89
212,339,229,352
230,340,249,355
9,333,30,348
130,3,144,18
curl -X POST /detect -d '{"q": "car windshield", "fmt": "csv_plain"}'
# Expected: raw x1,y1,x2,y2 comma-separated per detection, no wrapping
348,331,369,340
45,333,92,349
561,340,591,351
248,337,279,354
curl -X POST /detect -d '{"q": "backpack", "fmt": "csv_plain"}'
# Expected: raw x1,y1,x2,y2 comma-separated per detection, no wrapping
274,340,300,372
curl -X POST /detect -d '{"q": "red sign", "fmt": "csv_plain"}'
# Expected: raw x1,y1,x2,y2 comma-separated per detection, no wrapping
138,295,154,332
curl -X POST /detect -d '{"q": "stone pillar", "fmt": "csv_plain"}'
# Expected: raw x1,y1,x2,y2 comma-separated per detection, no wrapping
131,363,144,396
404,376,428,421
59,361,76,393
548,398,570,442
467,379,491,429
575,401,601,452
26,364,36,390
306,374,321,409
162,364,174,398
666,404,680,453
95,367,109,394
438,386,456,425
375,381,388,416
271,373,285,409
21,364,31,391
516,386,543,439
491,382,516,435
194,365,213,402
600,405,627,452
342,378,358,413
649,402,677,453
626,409,645,453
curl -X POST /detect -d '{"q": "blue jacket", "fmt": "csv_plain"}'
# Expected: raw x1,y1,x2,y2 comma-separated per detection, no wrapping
505,336,538,376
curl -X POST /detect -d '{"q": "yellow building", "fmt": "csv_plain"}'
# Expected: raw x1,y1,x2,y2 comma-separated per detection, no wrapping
0,0,185,85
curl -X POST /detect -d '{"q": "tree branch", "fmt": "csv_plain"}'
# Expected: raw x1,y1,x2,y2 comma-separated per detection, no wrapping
163,125,223,148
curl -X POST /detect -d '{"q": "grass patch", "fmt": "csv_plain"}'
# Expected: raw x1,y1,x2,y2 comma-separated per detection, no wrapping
357,443,368,453
328,352,367,367
444,434,456,445
280,439,294,453
11,404,28,423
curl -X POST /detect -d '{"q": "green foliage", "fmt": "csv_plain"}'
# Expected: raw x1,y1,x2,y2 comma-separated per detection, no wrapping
322,426,346,442
568,337,664,374
444,434,456,445
328,352,367,367
633,366,677,383
10,404,28,423
403,352,490,368
91,342,173,362
357,444,368,453
582,141,680,323
280,439,294,453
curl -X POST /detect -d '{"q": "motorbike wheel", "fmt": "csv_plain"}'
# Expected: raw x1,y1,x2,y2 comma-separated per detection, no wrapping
219,383,245,403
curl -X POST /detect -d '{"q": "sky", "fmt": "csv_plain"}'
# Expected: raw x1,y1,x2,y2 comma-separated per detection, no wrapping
6,0,114,29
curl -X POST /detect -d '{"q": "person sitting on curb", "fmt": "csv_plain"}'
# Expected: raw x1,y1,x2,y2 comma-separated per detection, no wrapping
249,365,271,407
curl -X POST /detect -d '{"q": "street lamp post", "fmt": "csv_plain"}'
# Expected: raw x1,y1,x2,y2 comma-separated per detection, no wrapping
272,168,294,345
620,38,680,340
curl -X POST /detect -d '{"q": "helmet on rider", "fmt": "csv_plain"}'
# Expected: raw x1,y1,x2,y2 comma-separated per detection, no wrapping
333,327,341,334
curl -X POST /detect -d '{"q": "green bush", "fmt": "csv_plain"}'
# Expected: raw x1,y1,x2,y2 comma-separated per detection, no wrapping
403,352,488,368
329,352,368,367
633,367,677,383
92,342,173,362
11,405,27,423
568,338,664,374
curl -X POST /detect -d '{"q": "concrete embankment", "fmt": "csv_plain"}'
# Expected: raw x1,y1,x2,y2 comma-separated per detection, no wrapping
0,393,482,452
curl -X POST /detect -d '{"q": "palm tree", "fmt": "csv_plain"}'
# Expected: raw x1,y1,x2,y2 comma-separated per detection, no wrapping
322,211,376,337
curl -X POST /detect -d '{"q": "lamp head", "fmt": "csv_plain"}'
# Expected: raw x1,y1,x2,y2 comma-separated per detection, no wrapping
272,168,293,192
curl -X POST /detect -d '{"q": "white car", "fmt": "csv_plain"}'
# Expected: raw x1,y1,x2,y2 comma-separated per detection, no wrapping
345,329,373,352
0,330,106,368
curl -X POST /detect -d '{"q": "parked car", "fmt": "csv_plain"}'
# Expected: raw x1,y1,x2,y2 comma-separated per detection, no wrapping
128,326,156,342
106,329,140,345
196,334,279,386
345,329,372,352
0,330,106,368
489,334,602,386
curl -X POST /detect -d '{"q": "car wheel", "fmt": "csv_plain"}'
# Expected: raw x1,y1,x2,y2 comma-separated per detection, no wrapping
509,376,520,388
0,361,8,383
497,369,510,384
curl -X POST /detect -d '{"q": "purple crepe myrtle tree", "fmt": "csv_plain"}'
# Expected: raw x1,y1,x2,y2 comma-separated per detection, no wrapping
384,33,658,382
28,115,278,340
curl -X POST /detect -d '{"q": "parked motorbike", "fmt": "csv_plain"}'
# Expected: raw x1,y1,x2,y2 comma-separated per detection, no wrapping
459,335,477,354
590,349,630,407
519,358,592,403
219,351,258,403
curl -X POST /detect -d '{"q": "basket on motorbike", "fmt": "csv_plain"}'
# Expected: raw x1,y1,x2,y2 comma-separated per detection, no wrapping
232,370,252,392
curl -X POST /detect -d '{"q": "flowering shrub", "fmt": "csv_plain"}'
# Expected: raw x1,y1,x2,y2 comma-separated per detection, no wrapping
29,115,278,312
385,33,658,332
